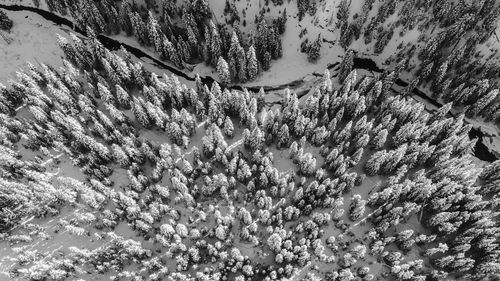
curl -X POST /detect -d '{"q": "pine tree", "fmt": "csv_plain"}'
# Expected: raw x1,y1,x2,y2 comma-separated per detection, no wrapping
132,97,151,127
402,77,420,97
186,26,198,55
116,84,131,109
191,0,211,21
466,89,498,117
349,194,366,221
217,57,231,85
130,12,149,45
434,59,449,86
274,8,287,34
371,128,388,149
338,49,354,84
307,35,322,63
262,51,271,71
237,46,247,82
97,82,114,104
223,116,234,138
228,32,240,71
163,37,181,67
336,0,350,29
247,45,259,81
365,150,387,175
177,36,190,62
146,11,162,53
277,124,290,148
210,21,222,66
374,28,394,54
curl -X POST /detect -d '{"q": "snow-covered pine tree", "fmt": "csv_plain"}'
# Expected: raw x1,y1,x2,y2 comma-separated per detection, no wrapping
262,51,272,71
223,116,234,138
146,11,162,53
277,124,290,149
307,35,322,63
246,45,259,81
217,57,231,85
348,194,366,220
466,89,498,117
210,21,222,67
338,49,354,84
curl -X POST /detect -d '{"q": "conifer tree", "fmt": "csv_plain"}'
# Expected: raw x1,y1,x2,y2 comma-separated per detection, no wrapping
262,51,272,71
237,46,247,82
338,49,354,84
466,89,498,117
349,194,365,221
336,0,350,29
247,45,259,81
191,0,211,21
146,11,162,53
228,32,240,71
130,12,149,45
217,57,231,85
277,124,290,149
116,84,131,109
307,35,322,63
210,21,222,66
223,116,234,138
371,128,388,149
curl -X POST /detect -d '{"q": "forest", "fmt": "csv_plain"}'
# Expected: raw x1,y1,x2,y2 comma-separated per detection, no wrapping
0,0,500,280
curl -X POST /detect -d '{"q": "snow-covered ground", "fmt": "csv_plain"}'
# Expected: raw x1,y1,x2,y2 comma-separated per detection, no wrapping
1,0,499,159
0,2,498,278
0,9,66,81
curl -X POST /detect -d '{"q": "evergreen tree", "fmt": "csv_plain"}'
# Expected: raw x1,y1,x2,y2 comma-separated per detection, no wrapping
307,35,322,63
277,124,290,148
191,0,211,21
228,32,241,77
338,49,354,84
223,116,234,138
210,21,222,66
237,46,247,82
336,0,350,29
371,128,388,149
247,45,259,81
466,89,498,117
146,11,162,53
217,57,231,85
349,194,366,221
116,84,131,109
262,51,272,71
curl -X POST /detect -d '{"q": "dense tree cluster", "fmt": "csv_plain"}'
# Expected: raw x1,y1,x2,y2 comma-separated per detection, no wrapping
1,2,500,280
35,0,285,83
332,0,500,121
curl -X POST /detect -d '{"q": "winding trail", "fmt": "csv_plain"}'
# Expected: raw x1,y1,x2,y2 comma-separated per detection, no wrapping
0,3,497,162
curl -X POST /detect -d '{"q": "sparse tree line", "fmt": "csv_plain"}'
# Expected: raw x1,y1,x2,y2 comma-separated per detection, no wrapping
0,27,498,280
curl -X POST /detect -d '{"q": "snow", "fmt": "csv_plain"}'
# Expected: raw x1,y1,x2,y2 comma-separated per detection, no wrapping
206,0,347,87
0,1,499,280
0,9,66,81
110,33,196,88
